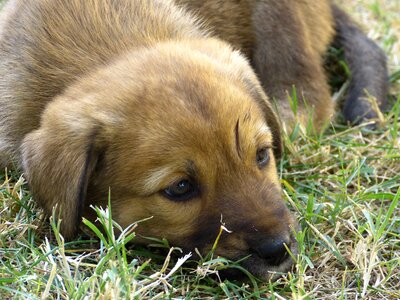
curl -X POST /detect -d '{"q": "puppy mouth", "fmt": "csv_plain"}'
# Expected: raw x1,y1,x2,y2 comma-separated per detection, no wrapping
244,244,297,279
220,234,298,280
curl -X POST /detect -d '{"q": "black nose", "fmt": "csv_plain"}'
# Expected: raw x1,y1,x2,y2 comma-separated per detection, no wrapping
253,237,291,266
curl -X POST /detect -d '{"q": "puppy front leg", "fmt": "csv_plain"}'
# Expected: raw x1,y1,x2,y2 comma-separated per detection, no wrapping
331,4,389,126
251,1,334,132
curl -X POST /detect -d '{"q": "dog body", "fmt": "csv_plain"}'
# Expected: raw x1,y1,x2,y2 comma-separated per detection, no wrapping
177,0,336,128
0,0,388,279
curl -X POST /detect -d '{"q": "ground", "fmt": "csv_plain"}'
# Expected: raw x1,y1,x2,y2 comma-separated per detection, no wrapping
1,0,399,299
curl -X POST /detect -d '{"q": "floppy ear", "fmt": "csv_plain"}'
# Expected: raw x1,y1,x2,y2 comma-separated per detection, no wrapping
260,97,282,161
21,125,99,240
251,88,283,160
241,73,283,160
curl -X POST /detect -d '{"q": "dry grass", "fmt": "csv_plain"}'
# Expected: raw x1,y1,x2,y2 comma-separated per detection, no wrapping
1,1,400,299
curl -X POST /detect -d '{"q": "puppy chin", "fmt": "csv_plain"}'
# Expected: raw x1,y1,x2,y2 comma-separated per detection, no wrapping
218,232,299,281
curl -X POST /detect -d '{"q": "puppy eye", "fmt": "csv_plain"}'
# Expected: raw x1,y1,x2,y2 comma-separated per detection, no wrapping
256,147,270,168
162,179,198,201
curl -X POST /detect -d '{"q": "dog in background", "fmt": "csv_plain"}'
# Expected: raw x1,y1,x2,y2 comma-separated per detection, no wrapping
0,0,388,279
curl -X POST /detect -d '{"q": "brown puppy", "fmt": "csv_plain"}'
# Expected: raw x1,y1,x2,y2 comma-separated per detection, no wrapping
0,0,294,279
0,0,388,280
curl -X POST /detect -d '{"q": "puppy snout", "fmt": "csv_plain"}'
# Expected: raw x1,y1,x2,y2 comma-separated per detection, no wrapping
252,236,291,266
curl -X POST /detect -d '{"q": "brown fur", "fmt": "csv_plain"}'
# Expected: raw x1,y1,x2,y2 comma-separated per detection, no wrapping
0,0,388,279
176,0,336,130
331,4,389,125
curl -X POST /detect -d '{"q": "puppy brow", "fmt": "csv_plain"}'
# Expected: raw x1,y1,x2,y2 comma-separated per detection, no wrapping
185,160,198,178
243,112,251,122
143,166,175,191
143,161,198,192
255,124,273,146
235,119,242,159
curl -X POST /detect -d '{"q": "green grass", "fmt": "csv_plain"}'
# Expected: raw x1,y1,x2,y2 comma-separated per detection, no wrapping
1,1,400,299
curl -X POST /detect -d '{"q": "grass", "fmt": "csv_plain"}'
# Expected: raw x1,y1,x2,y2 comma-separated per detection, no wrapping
1,1,400,299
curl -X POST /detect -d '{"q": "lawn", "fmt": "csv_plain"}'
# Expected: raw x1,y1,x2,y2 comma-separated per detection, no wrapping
1,1,399,299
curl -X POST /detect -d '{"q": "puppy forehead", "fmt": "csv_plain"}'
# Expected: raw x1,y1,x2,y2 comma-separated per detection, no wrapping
119,69,272,151
126,112,272,188
143,122,271,171
133,98,270,152
106,49,274,179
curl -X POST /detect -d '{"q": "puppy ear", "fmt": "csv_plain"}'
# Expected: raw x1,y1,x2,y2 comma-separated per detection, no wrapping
21,126,99,240
252,91,283,160
263,99,282,160
241,73,283,160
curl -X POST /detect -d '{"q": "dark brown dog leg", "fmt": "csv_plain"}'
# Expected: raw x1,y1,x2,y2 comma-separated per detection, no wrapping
251,1,334,131
331,4,389,125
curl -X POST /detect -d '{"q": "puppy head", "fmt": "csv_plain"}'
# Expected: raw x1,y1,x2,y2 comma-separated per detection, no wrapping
21,39,296,279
